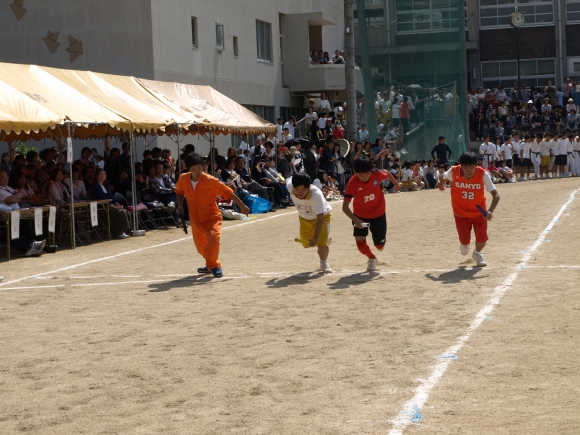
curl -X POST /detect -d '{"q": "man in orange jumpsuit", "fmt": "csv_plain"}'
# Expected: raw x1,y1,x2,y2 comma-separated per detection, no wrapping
176,153,249,278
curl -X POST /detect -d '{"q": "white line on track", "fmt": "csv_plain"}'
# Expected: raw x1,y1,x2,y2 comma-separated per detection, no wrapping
388,188,579,434
0,210,299,288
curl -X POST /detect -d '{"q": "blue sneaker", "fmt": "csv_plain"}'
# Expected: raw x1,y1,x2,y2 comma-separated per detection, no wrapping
197,267,212,274
210,267,223,278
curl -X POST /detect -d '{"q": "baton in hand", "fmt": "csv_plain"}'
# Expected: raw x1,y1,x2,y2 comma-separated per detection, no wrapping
179,212,188,234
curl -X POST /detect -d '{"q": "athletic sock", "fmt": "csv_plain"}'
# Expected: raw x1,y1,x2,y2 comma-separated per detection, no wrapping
356,240,375,259
374,243,385,251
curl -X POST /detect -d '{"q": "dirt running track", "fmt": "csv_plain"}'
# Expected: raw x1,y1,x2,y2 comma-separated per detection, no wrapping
1,178,579,434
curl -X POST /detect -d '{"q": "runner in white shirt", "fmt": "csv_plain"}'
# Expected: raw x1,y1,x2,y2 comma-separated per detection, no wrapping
479,135,497,168
287,173,333,273
519,134,533,180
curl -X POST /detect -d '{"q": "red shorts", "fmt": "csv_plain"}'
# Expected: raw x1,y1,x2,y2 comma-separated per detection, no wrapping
454,214,488,245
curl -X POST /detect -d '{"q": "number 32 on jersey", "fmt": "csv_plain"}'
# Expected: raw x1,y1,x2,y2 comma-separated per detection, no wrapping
461,191,475,200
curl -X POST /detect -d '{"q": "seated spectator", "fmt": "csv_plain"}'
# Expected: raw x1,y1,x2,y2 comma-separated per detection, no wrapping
113,169,133,204
332,120,345,140
234,156,272,203
48,169,71,206
16,171,41,203
542,110,553,135
65,168,89,201
486,160,502,182
0,153,11,175
566,109,578,131
498,159,516,183
401,161,420,191
422,160,438,189
79,147,94,169
321,51,332,64
277,144,291,179
148,161,177,212
91,168,131,239
252,158,288,208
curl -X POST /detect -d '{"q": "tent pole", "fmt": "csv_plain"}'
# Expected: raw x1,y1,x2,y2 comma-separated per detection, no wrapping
130,131,144,237
210,130,215,177
67,122,76,249
175,125,181,178
7,140,14,163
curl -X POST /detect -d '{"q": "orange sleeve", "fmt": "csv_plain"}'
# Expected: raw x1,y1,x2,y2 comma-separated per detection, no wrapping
212,178,234,199
174,173,187,195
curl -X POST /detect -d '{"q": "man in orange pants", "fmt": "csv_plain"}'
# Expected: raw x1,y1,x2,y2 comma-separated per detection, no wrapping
176,153,249,278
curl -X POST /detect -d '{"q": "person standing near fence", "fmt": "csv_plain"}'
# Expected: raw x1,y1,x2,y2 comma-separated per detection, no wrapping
176,153,249,278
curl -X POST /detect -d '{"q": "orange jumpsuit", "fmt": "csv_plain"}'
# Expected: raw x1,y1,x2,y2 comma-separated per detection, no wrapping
175,172,234,269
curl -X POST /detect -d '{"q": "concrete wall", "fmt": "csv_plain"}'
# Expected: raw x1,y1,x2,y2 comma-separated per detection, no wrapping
0,0,155,77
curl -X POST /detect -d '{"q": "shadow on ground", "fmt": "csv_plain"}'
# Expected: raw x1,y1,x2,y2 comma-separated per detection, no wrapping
327,272,382,290
425,266,488,284
148,275,232,292
265,272,326,288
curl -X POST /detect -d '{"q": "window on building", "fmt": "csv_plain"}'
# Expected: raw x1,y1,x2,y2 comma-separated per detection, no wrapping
279,107,303,124
480,0,554,28
216,24,224,52
233,36,239,57
256,20,272,63
354,7,385,27
394,0,461,34
567,0,580,23
481,58,556,90
191,17,198,48
243,105,275,123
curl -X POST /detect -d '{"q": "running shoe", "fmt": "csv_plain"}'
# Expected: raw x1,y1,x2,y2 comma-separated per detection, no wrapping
320,261,333,273
472,251,487,267
197,267,212,274
367,258,378,272
164,201,176,212
460,244,470,256
327,236,332,245
211,267,223,278
24,247,43,257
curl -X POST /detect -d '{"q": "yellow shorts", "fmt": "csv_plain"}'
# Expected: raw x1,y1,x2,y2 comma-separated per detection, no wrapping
540,155,551,167
299,214,331,247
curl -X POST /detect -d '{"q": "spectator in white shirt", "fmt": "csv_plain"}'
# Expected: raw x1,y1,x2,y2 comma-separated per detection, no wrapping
283,117,296,139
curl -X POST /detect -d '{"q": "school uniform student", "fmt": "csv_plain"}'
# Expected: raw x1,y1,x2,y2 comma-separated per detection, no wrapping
439,152,500,267
342,157,400,272
519,135,533,180
572,135,580,176
539,134,554,178
554,133,568,177
530,135,542,178
511,134,522,171
479,136,496,168
500,139,514,168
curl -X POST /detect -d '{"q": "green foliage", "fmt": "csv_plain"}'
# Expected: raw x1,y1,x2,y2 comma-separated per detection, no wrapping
13,141,38,158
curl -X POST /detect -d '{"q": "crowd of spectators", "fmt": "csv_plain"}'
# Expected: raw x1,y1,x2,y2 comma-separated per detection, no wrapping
309,49,345,65
469,78,580,141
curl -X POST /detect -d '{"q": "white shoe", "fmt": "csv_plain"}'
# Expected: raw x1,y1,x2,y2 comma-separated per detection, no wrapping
327,236,332,245
508,178,516,183
472,251,487,267
518,177,525,181
460,244,470,256
164,202,176,212
367,258,378,272
320,260,333,273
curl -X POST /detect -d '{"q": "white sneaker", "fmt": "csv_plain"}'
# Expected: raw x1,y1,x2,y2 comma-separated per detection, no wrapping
508,178,516,183
472,251,487,267
320,260,333,273
164,202,176,212
460,244,470,256
327,236,332,245
367,258,378,272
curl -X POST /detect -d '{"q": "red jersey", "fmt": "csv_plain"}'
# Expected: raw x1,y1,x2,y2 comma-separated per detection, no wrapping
450,165,487,218
400,102,410,119
344,171,389,219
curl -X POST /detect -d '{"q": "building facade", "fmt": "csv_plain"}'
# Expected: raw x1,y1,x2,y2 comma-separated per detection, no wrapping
0,0,348,153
